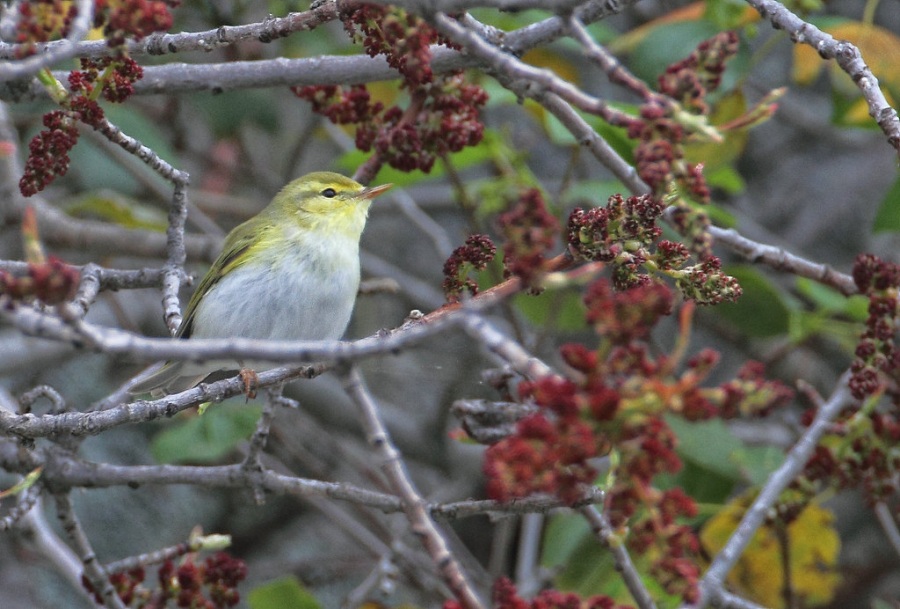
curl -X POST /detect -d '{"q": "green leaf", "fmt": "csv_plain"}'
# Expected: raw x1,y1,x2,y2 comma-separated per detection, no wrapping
731,445,785,486
704,165,745,195
666,416,785,492
658,460,735,506
715,265,791,337
248,576,322,609
151,403,261,464
873,174,900,233
586,107,637,164
191,89,279,138
794,277,849,314
703,201,738,228
335,129,496,187
65,193,167,231
541,512,592,567
666,416,742,480
629,20,723,85
69,104,178,195
560,179,624,208
514,288,587,333
543,514,624,597
704,0,752,29
844,294,869,322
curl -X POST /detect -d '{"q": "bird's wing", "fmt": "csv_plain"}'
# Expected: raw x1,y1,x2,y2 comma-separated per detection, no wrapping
179,221,261,339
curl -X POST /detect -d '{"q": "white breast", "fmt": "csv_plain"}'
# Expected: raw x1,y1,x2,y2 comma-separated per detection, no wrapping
190,232,361,343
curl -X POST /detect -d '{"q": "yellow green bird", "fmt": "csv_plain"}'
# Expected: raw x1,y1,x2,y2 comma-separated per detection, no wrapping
130,171,392,397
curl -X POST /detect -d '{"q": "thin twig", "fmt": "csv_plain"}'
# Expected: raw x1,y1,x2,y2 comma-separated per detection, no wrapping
0,3,340,61
581,505,658,609
743,0,900,158
339,365,486,609
16,496,84,592
874,501,900,559
3,0,641,102
54,492,127,609
695,376,854,608
241,387,282,504
458,313,555,379
711,591,771,609
0,0,94,82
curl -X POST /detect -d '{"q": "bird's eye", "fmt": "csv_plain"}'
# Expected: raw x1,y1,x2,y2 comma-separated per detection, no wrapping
321,188,337,198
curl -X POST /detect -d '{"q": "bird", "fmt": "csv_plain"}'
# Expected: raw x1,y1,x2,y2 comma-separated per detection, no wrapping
129,171,392,397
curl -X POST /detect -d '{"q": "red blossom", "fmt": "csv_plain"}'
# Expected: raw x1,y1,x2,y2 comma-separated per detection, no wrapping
21,54,145,196
142,552,245,608
519,376,579,420
583,278,673,344
295,74,487,174
95,0,177,47
442,234,497,302
497,188,560,285
341,4,446,86
19,111,79,196
567,194,665,264
849,253,900,401
658,31,739,112
443,577,624,609
674,256,742,305
718,361,794,418
484,414,598,504
559,343,599,374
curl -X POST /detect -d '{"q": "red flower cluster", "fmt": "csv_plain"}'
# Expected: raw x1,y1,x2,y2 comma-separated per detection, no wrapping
566,193,740,305
584,278,672,344
16,0,176,52
567,194,664,265
801,409,900,504
16,0,78,54
674,256,742,305
444,577,629,609
94,0,178,48
718,361,795,419
20,55,144,196
85,552,247,608
476,274,795,600
70,56,144,103
442,234,497,302
83,567,146,606
342,4,451,86
484,407,599,505
20,110,81,197
82,552,247,609
0,256,80,305
295,73,487,173
496,189,560,286
295,5,487,173
624,31,738,200
605,32,740,261
849,253,900,401
658,31,739,114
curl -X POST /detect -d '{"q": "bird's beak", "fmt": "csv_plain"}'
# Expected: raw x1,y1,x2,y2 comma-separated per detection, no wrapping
360,183,393,199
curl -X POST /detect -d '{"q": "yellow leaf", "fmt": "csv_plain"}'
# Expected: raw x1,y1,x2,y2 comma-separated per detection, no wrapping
839,84,898,127
793,21,900,99
793,43,825,87
610,2,758,54
684,90,749,171
700,492,841,608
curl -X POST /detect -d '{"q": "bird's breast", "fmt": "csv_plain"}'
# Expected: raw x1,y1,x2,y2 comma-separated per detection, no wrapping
190,234,361,342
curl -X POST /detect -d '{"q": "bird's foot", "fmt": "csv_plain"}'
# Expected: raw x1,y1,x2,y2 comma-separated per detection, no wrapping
239,368,259,400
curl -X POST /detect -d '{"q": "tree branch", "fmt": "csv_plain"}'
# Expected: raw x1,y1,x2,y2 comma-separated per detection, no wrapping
743,0,900,158
694,376,854,608
339,365,486,609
